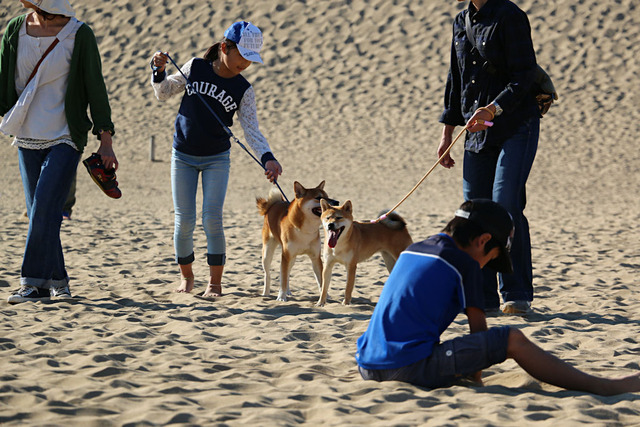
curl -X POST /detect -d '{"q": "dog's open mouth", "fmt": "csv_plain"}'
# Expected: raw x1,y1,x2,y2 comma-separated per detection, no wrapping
328,226,344,248
312,207,322,217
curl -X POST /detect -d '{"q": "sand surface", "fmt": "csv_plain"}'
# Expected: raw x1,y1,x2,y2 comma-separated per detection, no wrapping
1,0,639,425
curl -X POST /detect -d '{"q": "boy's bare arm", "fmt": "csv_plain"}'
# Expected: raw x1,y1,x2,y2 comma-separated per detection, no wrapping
466,306,487,334
465,306,488,384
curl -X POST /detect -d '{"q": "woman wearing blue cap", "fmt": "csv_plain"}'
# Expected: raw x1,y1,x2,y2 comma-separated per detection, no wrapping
150,21,282,299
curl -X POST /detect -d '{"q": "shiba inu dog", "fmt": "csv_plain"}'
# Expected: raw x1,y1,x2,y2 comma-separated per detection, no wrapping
256,181,337,302
316,199,413,306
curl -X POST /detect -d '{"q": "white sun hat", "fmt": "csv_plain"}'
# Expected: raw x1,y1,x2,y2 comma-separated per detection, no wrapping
24,0,75,17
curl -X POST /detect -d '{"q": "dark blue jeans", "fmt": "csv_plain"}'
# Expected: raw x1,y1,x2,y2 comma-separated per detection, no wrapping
18,144,80,288
463,116,539,307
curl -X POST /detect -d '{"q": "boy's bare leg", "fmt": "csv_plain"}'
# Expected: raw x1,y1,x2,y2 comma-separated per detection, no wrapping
508,328,640,396
175,263,195,293
202,265,223,298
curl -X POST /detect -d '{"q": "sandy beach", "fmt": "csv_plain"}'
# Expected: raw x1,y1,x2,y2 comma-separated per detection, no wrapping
1,0,640,425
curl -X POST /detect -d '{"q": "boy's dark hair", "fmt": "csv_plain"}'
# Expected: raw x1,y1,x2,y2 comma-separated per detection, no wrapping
442,201,501,256
203,39,236,62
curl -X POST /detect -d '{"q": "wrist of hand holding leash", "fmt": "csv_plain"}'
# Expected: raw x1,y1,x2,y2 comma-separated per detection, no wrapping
475,106,495,120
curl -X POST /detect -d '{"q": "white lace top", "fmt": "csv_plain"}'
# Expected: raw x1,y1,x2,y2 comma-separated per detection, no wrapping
11,17,80,151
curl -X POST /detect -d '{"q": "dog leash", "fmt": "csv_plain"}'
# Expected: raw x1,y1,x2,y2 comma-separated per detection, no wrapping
372,120,491,223
161,52,289,203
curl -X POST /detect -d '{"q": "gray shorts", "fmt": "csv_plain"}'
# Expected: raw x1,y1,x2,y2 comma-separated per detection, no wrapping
359,326,511,389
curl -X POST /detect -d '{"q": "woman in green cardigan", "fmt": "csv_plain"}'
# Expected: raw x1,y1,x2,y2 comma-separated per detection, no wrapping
0,0,118,304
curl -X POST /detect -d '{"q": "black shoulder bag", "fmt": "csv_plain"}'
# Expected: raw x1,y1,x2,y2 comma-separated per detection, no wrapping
464,11,557,116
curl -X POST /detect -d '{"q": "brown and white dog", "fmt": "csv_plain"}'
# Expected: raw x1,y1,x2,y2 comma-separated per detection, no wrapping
256,181,337,302
316,200,413,306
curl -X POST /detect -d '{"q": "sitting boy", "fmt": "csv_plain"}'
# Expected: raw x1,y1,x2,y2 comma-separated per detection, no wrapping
356,199,640,395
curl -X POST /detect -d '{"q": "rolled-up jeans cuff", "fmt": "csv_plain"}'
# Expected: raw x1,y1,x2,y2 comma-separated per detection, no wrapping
207,253,226,266
177,253,195,265
20,277,69,289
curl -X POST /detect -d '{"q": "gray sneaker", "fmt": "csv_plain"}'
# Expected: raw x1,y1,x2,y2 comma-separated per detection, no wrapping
8,285,50,304
50,285,72,300
502,300,532,315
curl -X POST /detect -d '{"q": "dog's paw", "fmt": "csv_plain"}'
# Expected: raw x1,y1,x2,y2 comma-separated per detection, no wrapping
341,299,352,306
276,292,288,302
315,299,326,307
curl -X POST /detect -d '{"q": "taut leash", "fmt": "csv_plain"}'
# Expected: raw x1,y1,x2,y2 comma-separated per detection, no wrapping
372,120,491,223
162,52,289,202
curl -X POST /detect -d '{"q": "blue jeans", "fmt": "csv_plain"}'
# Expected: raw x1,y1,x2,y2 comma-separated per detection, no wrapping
463,116,540,307
171,148,230,266
18,144,80,288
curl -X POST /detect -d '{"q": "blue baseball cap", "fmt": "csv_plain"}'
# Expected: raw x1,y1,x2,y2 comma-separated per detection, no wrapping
223,21,264,64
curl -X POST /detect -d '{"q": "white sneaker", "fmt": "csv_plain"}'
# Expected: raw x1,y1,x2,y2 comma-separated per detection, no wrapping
8,285,50,304
50,285,72,300
501,300,531,314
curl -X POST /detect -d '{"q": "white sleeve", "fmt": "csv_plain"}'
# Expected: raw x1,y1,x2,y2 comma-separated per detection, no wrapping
237,86,273,161
151,58,194,101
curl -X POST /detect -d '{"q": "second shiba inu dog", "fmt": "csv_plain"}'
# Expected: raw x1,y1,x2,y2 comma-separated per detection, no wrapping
256,181,337,302
316,199,413,306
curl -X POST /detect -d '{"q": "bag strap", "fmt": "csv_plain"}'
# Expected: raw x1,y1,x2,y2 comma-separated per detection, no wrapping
465,10,556,115
25,38,60,87
23,18,81,87
465,11,501,75
464,11,476,50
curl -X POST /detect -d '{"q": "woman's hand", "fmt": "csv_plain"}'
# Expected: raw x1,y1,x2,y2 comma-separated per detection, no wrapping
438,124,456,168
97,132,118,170
264,160,282,183
151,51,169,73
466,105,496,133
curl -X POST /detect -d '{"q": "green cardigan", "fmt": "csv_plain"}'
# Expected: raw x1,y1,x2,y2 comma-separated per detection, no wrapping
0,14,115,152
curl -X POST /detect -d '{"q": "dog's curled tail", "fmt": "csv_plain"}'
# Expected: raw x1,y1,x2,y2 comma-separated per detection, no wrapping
256,188,285,216
377,210,408,230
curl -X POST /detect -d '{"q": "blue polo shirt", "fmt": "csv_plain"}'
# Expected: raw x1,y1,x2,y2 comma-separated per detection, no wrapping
355,234,485,370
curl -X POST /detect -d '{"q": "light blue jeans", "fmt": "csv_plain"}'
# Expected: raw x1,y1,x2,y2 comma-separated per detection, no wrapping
171,148,230,266
463,116,540,307
18,144,80,288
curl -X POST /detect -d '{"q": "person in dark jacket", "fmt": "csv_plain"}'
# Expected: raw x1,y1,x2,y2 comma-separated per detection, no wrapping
437,0,541,314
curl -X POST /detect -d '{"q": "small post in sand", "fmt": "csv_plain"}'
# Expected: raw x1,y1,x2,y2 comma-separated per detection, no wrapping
149,135,155,162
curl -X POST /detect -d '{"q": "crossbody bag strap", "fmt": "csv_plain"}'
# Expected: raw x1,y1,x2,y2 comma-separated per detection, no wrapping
465,11,501,77
23,17,80,87
464,10,476,49
25,38,60,87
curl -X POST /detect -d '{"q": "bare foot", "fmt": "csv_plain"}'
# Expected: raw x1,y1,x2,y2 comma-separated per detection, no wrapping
174,276,195,293
200,283,222,299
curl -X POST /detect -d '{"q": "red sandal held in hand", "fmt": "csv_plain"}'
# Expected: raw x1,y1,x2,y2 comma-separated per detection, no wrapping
82,153,122,199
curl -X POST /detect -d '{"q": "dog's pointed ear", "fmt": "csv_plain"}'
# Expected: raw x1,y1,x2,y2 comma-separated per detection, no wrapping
317,180,325,190
343,200,352,214
320,198,330,211
293,181,305,198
